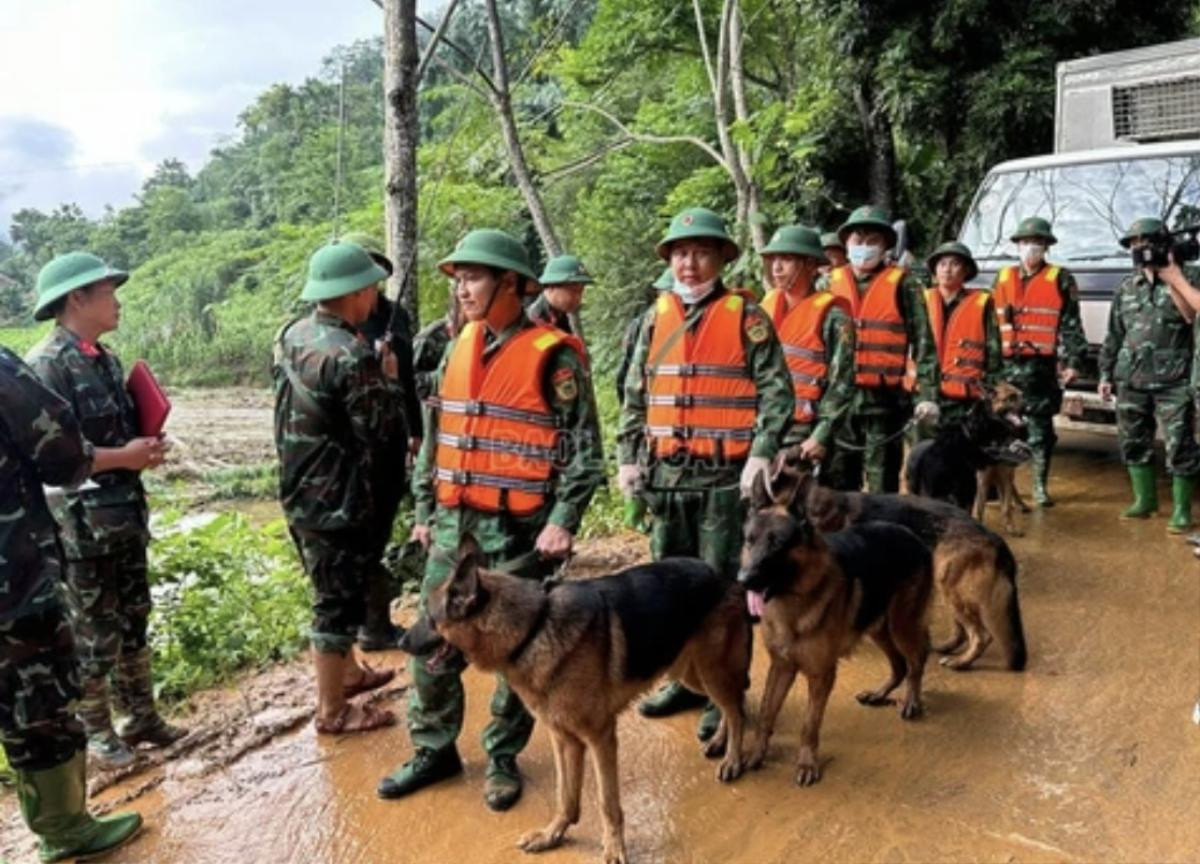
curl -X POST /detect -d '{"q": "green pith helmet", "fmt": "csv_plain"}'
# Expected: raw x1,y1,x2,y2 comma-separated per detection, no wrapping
653,267,675,290
437,228,539,293
300,242,389,302
837,205,897,247
33,252,129,321
1119,217,1167,248
1010,216,1057,245
655,207,740,263
926,241,979,282
339,230,394,276
539,254,594,286
761,225,827,262
820,232,845,252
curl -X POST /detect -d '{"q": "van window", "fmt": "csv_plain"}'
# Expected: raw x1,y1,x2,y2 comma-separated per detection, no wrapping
960,154,1200,264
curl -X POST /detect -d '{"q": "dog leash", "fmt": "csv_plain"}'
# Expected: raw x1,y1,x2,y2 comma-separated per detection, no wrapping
833,418,916,452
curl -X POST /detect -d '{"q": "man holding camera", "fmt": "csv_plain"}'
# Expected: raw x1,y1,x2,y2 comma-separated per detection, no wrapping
1098,217,1200,532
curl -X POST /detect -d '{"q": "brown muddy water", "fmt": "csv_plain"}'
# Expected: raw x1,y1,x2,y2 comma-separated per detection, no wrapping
4,430,1199,863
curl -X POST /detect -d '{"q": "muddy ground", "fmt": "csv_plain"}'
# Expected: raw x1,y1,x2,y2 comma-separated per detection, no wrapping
1,390,1198,863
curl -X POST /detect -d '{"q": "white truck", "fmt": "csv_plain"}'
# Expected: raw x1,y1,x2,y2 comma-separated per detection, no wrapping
958,37,1200,425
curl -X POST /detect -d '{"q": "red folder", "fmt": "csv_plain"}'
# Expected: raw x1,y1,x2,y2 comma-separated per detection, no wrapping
126,360,171,437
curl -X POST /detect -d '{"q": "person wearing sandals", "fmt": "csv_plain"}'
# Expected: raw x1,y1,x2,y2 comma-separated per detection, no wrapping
273,242,407,736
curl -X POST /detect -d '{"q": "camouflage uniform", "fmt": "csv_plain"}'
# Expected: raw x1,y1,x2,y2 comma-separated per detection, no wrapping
526,293,573,333
993,264,1088,499
815,268,938,492
618,284,794,579
407,313,604,761
272,309,406,654
25,326,166,744
0,347,92,771
1099,266,1200,476
412,317,453,403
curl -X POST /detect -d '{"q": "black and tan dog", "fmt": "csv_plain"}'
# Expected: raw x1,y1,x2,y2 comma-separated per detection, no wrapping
406,533,751,864
738,470,932,787
801,470,1028,671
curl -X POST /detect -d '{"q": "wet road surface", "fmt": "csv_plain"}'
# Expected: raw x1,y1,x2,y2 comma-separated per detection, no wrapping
5,430,1199,863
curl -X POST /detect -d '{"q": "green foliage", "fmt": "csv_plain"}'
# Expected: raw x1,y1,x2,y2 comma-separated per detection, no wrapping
202,463,280,501
0,322,51,356
147,512,309,702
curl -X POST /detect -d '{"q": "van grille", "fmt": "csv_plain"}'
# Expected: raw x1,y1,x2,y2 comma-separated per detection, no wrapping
1112,75,1200,141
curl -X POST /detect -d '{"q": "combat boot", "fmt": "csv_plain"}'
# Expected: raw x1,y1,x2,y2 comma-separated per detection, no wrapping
483,754,522,811
1120,464,1159,520
637,681,708,718
114,647,187,748
1031,452,1054,507
377,747,463,799
696,702,721,742
1166,474,1195,534
15,751,142,863
78,678,135,769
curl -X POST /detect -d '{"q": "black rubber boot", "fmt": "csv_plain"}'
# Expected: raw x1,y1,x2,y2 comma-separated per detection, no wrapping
377,747,463,799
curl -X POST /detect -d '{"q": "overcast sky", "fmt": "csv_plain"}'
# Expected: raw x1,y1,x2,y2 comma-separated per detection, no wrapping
0,0,440,238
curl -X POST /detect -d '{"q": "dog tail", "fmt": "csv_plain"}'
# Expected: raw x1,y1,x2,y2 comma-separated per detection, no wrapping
987,545,1027,671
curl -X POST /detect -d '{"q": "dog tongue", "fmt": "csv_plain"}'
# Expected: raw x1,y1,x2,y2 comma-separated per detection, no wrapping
746,590,766,617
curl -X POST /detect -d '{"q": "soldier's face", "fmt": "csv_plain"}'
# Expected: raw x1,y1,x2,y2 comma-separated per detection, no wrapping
670,240,723,286
454,264,515,322
72,280,120,334
767,254,817,292
545,283,585,315
824,247,847,268
936,256,967,290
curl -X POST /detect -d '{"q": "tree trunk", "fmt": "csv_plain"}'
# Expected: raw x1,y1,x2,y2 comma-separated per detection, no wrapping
383,0,419,323
852,74,897,213
727,0,765,251
483,0,561,259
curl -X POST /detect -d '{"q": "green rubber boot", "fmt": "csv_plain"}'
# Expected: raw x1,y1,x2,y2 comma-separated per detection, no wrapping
637,681,708,718
15,751,142,863
1120,464,1159,520
1032,452,1054,508
1166,474,1194,534
696,701,721,742
377,747,463,799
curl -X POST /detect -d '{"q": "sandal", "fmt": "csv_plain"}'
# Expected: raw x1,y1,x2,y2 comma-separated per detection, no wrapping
315,703,397,735
343,663,395,699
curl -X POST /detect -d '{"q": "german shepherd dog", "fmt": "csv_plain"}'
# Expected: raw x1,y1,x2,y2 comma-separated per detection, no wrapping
406,533,751,864
800,470,1028,671
738,470,933,786
905,383,1030,534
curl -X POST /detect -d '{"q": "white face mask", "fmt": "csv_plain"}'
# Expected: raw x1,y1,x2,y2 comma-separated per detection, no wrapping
672,277,718,304
1018,242,1046,268
847,243,884,270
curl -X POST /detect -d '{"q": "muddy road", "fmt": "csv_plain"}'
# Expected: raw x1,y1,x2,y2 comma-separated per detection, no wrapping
3,423,1199,863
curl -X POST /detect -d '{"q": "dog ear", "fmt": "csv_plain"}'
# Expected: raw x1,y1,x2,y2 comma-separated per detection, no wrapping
749,468,772,510
447,536,488,620
788,470,814,515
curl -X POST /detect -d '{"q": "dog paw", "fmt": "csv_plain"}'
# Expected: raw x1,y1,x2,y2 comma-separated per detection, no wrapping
939,655,973,671
854,690,895,707
794,761,822,786
745,746,767,771
899,699,924,720
702,736,727,760
602,840,629,864
717,755,744,783
1005,525,1025,537
517,827,564,854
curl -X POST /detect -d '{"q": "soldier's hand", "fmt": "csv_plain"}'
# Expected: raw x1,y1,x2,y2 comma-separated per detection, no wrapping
1061,367,1079,386
617,464,644,496
798,436,826,462
410,523,431,549
1098,380,1113,401
379,343,399,380
535,523,573,560
124,437,166,471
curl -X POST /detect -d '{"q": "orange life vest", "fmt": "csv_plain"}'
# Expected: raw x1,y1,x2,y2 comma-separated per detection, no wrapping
645,291,756,460
761,288,842,425
829,264,908,388
992,265,1062,358
432,321,574,515
925,288,991,401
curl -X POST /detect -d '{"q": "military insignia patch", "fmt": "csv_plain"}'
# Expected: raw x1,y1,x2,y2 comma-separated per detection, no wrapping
681,214,694,226
745,316,769,344
552,367,578,402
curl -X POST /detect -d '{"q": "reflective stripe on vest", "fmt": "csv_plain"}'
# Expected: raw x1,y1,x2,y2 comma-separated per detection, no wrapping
830,264,908,388
434,322,568,515
993,265,1062,358
762,288,840,425
925,288,991,401
645,292,755,459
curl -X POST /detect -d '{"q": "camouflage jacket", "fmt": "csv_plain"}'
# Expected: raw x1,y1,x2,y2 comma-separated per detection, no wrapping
527,294,574,334
412,312,605,534
0,347,94,621
1099,266,1200,391
617,284,795,466
273,309,406,533
412,317,453,403
26,325,148,559
815,266,939,410
357,294,421,439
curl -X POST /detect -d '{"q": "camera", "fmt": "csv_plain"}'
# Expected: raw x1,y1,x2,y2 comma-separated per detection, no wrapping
1130,226,1200,268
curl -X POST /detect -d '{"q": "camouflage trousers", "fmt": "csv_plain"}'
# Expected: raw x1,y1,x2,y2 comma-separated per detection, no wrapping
407,507,552,758
0,606,85,770
290,526,372,654
644,462,745,579
1117,384,1200,475
825,409,909,493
